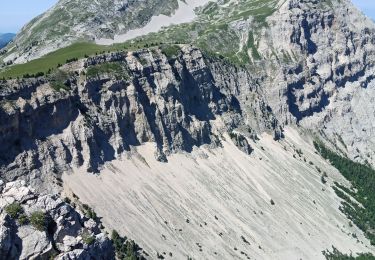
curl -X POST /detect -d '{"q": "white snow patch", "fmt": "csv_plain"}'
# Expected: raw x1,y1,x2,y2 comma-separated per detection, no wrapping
96,0,212,45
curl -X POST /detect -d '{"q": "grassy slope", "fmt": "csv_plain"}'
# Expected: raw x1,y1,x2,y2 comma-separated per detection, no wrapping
0,40,163,79
0,43,118,78
0,0,281,78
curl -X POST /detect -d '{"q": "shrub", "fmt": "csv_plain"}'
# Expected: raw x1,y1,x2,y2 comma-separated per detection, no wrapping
111,230,143,259
270,199,275,205
321,172,328,184
323,246,375,259
86,62,127,80
82,204,97,220
161,45,181,59
30,211,48,231
321,175,327,184
5,203,23,219
18,214,29,225
49,69,70,91
82,230,96,245
66,57,78,64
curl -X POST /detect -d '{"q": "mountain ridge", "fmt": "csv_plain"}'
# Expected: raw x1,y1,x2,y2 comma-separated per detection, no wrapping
0,0,186,64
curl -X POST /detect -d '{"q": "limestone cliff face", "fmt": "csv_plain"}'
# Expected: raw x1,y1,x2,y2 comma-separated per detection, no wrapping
0,46,282,189
1,0,374,205
261,0,375,118
254,0,375,164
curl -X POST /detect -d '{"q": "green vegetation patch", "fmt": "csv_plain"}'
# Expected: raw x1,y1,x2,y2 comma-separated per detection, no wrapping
0,43,105,78
0,40,160,79
18,214,29,225
314,141,375,245
111,230,145,260
323,246,375,259
82,229,96,245
82,204,98,221
161,44,181,59
5,202,23,219
49,69,71,91
87,62,128,80
30,211,49,231
0,42,131,79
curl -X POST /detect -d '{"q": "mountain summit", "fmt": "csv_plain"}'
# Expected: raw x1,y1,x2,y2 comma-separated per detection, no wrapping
1,0,200,64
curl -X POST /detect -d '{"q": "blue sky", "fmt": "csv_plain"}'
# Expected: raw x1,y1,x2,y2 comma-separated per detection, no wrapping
353,0,375,20
0,0,374,33
0,0,57,32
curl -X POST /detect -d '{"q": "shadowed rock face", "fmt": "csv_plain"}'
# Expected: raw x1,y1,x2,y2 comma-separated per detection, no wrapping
247,0,375,165
0,46,282,190
258,0,375,122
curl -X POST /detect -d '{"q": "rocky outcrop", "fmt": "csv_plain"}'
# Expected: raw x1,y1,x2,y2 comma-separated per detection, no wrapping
247,0,375,165
0,46,282,190
260,0,375,120
0,180,115,260
229,132,253,155
0,0,182,64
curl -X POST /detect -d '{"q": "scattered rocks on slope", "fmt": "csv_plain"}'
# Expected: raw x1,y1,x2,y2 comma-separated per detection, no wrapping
229,132,253,155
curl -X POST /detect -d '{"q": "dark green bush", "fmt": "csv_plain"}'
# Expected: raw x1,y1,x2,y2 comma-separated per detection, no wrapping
5,203,23,219
111,230,144,260
30,211,48,231
18,214,29,225
86,62,128,80
323,246,375,259
66,57,78,64
161,45,181,59
82,230,96,245
82,204,98,220
321,174,327,184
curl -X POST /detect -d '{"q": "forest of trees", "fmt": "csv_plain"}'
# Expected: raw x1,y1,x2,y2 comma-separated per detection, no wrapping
314,141,375,251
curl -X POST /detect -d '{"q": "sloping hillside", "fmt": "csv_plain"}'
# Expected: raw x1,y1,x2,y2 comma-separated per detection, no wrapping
63,128,375,259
